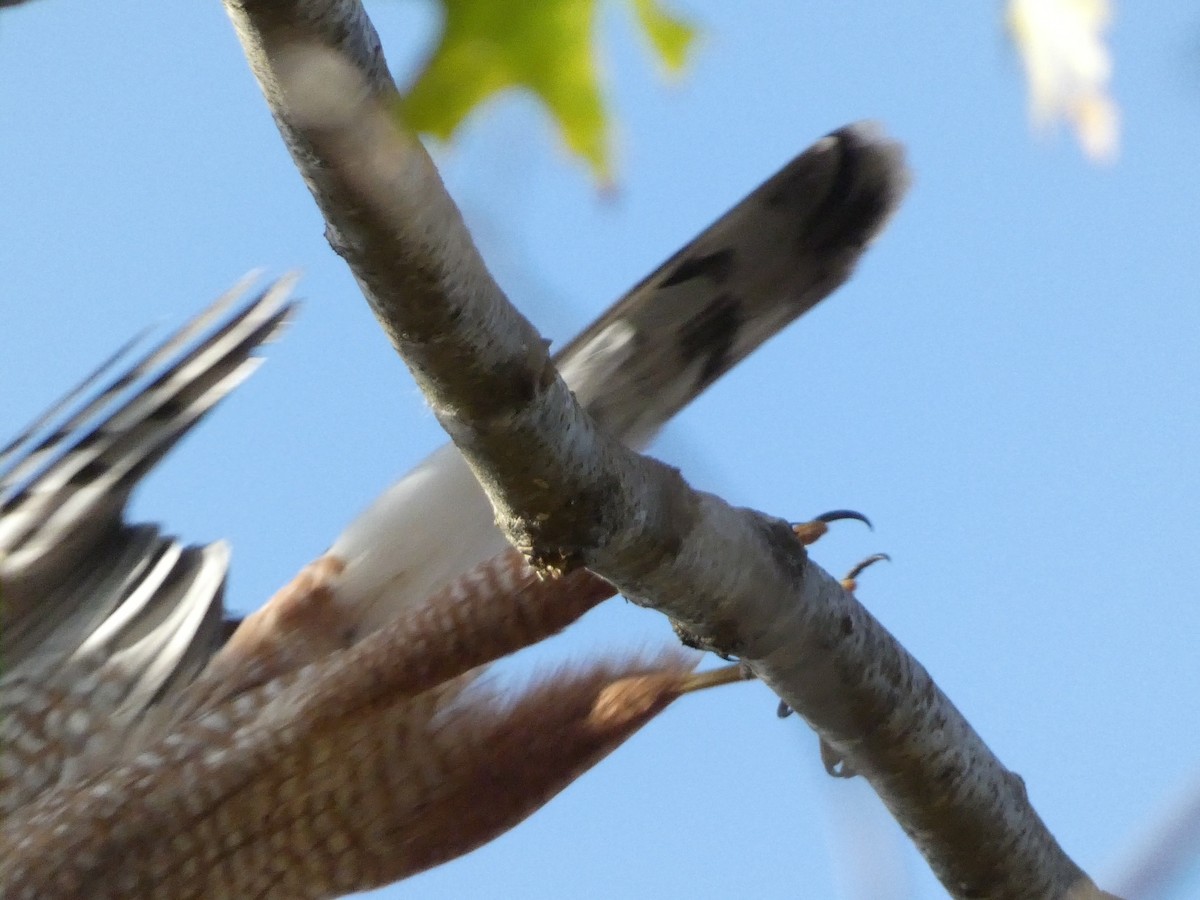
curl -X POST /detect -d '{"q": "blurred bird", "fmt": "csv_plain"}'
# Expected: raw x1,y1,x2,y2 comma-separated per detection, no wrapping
0,124,905,898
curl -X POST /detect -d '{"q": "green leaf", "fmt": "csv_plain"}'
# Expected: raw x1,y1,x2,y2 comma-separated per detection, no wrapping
399,0,697,182
632,0,693,73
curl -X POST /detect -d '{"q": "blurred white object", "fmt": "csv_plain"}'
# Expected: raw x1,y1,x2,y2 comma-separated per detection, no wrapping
1008,0,1119,162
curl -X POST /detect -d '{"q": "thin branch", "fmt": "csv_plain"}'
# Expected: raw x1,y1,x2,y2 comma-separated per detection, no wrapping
223,2,1120,896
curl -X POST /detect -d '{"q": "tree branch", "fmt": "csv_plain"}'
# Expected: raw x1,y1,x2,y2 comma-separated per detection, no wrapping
222,1,1120,896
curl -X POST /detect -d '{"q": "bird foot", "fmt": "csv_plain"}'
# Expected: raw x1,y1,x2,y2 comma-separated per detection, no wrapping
791,509,872,546
840,552,890,593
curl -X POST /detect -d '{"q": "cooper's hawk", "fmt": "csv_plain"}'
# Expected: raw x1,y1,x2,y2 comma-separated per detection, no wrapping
0,125,901,898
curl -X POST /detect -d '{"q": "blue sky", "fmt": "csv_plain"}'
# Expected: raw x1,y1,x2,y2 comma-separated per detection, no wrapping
3,2,1199,898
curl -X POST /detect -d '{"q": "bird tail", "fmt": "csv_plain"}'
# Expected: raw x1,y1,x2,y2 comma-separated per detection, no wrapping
329,125,907,634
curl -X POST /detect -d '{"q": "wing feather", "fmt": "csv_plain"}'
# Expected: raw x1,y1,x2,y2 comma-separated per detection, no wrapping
0,278,296,813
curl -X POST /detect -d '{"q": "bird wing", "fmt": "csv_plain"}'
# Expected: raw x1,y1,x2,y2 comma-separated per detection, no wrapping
0,276,296,813
0,123,904,817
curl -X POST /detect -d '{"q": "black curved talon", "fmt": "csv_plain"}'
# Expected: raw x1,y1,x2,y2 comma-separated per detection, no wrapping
813,509,873,530
841,552,891,593
791,509,873,546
